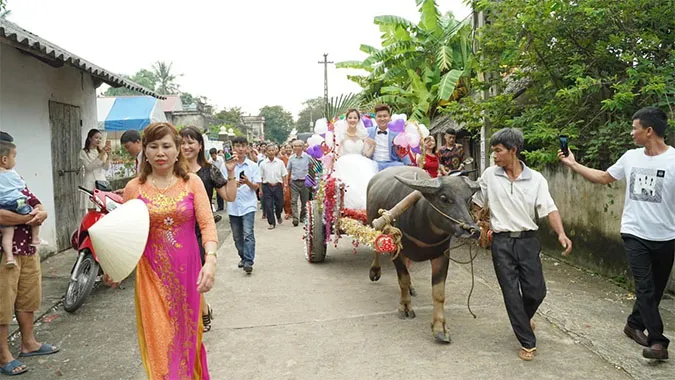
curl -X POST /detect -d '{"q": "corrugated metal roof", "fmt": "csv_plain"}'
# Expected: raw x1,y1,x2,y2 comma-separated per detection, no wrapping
0,18,164,99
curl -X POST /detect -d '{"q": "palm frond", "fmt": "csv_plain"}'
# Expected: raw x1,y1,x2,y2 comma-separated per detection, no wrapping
436,45,453,71
374,15,416,30
437,69,463,100
324,93,363,120
417,0,442,36
360,44,379,55
336,60,368,70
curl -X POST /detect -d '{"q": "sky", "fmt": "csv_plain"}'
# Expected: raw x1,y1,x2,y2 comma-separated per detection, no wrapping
6,0,471,119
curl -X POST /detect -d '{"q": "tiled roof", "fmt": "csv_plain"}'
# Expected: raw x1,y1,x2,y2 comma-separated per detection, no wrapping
0,18,163,99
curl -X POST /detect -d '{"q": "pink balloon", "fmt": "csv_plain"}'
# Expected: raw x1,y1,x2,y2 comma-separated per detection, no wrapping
393,133,409,147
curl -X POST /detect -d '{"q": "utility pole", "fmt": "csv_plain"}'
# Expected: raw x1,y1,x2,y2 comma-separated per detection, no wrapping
318,53,333,109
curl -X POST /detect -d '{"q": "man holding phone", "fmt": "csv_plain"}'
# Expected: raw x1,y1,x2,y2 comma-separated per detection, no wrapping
228,137,261,274
559,107,675,360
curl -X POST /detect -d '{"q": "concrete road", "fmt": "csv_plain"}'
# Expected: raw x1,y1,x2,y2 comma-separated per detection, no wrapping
8,211,674,379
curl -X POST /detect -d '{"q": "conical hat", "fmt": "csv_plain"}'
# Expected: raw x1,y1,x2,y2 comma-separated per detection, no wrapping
88,199,149,282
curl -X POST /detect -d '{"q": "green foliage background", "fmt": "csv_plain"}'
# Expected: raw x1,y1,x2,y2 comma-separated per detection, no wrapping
444,0,675,169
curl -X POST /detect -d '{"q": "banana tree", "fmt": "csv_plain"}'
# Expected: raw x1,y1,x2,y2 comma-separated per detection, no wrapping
336,0,472,125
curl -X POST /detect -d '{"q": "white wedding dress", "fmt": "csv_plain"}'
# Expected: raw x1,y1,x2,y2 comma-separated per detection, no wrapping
332,137,379,210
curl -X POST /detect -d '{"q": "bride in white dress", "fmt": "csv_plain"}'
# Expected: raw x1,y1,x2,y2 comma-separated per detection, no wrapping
332,109,379,210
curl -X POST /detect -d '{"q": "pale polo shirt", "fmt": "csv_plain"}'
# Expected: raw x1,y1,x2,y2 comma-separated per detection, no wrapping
259,157,288,184
374,129,390,162
473,162,558,233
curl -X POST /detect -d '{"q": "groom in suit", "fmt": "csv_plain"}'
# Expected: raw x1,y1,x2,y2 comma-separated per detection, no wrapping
367,104,410,171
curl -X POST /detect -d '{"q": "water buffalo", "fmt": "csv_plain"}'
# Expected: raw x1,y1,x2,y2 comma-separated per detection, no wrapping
366,166,480,343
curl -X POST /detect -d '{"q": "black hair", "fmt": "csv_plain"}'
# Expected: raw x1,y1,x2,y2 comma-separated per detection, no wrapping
632,107,668,137
209,147,217,155
490,128,524,155
232,136,249,146
444,128,457,136
0,132,13,143
0,141,16,158
83,129,102,152
121,130,141,144
178,126,210,169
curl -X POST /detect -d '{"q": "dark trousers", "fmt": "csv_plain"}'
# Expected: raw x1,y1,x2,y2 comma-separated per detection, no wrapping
622,234,675,347
290,179,309,223
216,194,224,211
491,233,546,349
262,183,283,226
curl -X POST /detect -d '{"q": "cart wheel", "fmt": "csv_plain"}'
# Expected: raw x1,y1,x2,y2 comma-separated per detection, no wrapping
305,200,326,263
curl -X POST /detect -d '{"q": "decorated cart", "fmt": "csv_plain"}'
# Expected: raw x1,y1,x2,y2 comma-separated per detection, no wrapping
302,113,431,263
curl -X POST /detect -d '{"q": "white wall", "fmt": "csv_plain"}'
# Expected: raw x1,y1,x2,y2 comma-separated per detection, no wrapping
0,43,98,252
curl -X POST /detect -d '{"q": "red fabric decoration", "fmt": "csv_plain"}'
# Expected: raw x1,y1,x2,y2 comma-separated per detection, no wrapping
342,208,367,224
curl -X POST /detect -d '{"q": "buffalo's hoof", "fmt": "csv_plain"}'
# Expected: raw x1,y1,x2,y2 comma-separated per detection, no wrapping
369,267,381,282
398,308,416,320
409,287,417,297
434,331,452,344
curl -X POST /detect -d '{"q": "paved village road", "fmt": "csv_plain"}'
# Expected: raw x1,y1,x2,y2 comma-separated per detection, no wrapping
9,210,674,379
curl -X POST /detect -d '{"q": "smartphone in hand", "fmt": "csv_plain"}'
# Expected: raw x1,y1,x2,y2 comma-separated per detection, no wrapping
559,135,569,157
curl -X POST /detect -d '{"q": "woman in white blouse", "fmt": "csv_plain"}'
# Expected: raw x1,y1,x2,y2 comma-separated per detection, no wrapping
79,129,111,211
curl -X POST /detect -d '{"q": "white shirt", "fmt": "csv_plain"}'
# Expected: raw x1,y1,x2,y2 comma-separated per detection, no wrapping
473,163,557,233
607,146,675,241
209,156,224,172
135,151,143,174
259,157,288,184
374,129,390,162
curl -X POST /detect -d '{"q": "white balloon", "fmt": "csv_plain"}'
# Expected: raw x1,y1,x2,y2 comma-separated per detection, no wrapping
314,118,328,134
405,123,421,137
418,124,430,138
307,134,324,146
391,113,408,122
324,131,335,148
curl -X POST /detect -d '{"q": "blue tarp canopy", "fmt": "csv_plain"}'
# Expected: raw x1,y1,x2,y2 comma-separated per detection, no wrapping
98,96,166,131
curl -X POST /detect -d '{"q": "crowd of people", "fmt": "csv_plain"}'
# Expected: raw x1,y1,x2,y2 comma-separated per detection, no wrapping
0,104,672,376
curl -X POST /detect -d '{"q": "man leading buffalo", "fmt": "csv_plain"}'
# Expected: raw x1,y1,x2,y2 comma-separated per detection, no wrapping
473,128,572,361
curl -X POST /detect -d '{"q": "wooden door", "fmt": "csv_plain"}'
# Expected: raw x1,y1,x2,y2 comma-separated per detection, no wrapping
49,101,82,251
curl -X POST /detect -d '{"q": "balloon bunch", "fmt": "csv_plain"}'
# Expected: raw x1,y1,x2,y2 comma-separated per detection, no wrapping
385,115,430,161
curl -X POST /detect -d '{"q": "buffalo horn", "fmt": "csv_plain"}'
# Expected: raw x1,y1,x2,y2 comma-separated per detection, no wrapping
395,175,441,194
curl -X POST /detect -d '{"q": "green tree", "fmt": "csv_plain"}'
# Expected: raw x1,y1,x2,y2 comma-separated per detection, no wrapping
259,105,294,143
337,0,473,125
152,61,180,95
296,97,324,133
445,0,675,169
214,107,244,127
104,69,157,96
180,92,195,107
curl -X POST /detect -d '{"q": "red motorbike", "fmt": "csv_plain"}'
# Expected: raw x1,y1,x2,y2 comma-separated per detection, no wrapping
63,181,123,312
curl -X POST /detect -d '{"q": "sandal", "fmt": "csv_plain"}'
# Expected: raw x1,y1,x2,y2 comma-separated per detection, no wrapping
0,359,28,376
202,305,213,332
519,347,536,361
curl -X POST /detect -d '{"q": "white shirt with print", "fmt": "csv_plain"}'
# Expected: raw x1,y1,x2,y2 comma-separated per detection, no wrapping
607,146,675,241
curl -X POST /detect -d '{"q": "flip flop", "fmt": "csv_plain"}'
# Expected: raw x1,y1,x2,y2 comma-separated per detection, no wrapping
0,360,28,376
18,343,60,358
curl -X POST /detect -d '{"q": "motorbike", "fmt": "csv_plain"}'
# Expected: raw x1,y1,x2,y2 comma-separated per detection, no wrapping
63,181,123,313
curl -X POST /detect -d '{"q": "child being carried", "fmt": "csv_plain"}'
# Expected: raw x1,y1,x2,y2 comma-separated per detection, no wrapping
0,141,44,268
